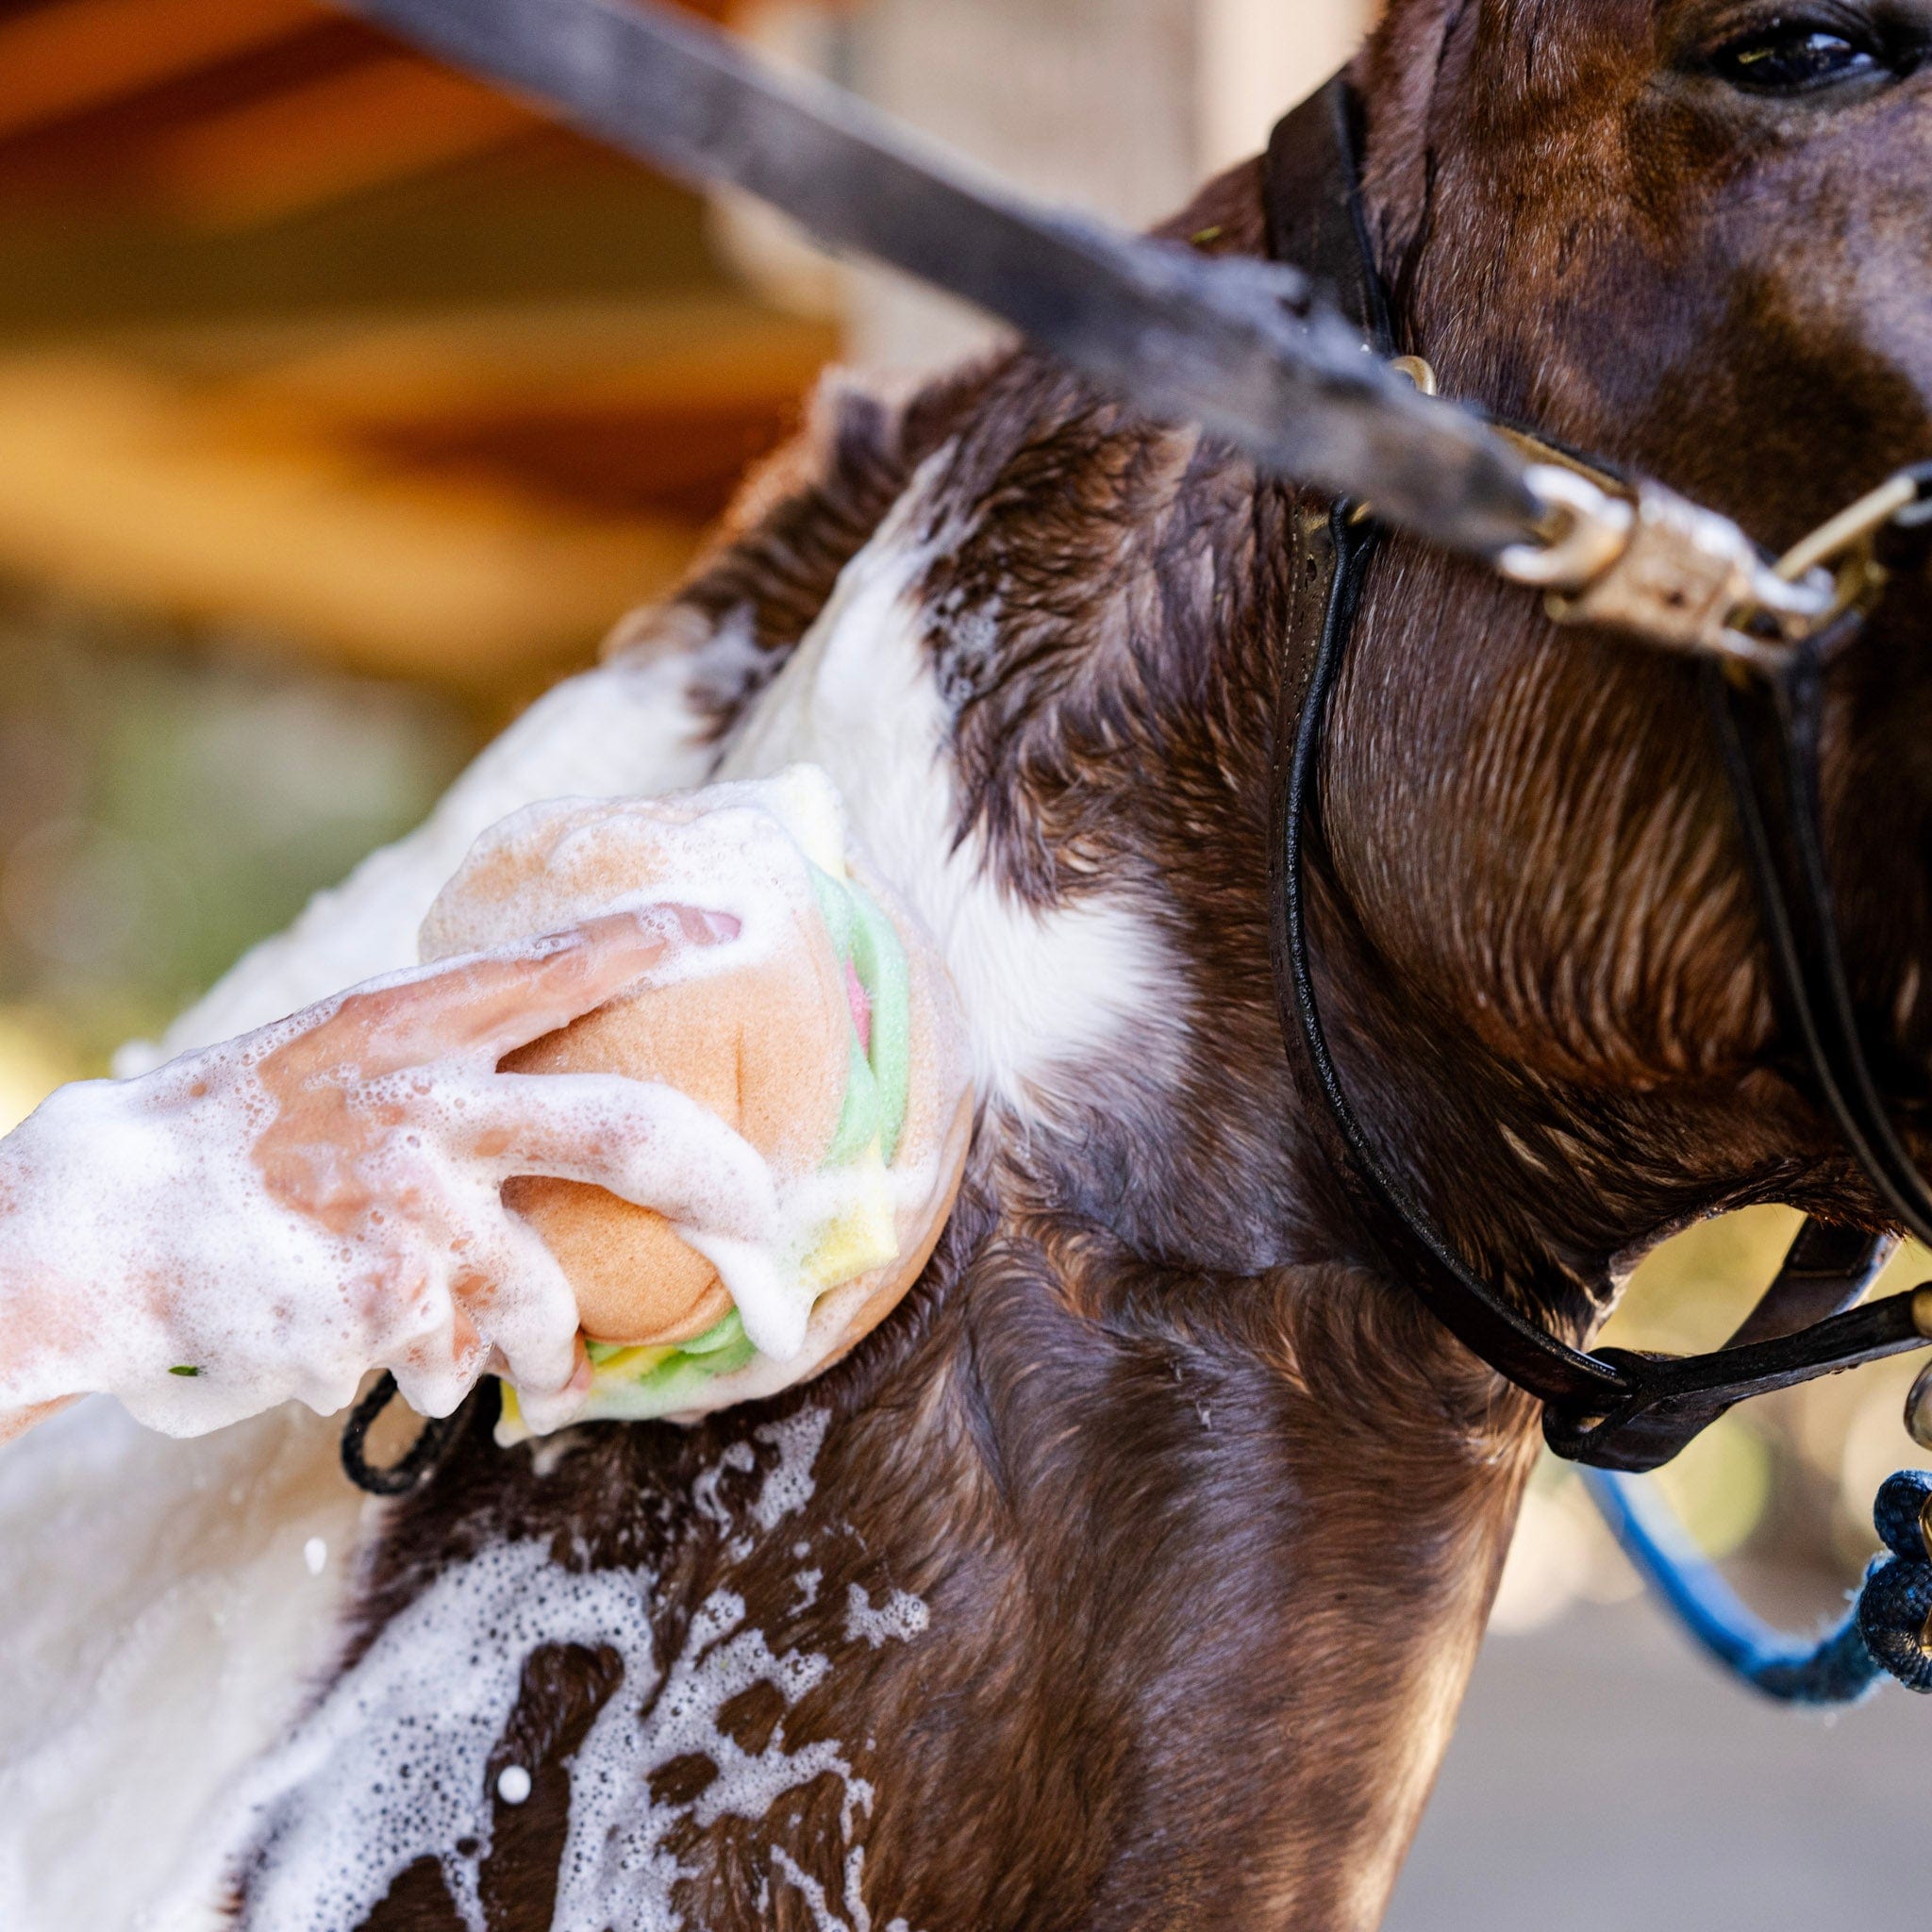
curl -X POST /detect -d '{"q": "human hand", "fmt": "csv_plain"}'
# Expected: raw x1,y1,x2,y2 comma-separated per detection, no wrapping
0,905,779,1440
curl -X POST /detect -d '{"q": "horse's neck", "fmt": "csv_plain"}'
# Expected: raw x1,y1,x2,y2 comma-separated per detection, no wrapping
877,1194,1541,1929
272,1202,1538,1931
688,407,1546,1924
224,348,1550,1928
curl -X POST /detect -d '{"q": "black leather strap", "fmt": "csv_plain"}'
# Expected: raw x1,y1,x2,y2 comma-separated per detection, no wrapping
1264,80,1391,352
1265,82,1631,1410
1261,76,1932,1470
1271,499,1634,1409
1724,1215,1896,1350
1708,651,1932,1249
341,1373,489,1496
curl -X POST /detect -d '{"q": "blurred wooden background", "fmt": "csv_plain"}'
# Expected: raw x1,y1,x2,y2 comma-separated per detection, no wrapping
25,0,1911,1625
0,0,1370,691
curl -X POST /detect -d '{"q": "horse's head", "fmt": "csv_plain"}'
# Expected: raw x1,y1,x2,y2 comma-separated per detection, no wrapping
1314,0,1932,1296
1361,0,1932,536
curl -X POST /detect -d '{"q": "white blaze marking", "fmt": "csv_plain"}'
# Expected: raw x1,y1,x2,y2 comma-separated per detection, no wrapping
718,461,1182,1113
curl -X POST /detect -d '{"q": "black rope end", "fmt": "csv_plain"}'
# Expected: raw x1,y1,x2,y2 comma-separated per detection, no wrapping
340,1372,488,1496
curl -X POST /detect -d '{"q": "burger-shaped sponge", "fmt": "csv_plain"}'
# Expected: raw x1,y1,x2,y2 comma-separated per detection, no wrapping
419,766,973,1430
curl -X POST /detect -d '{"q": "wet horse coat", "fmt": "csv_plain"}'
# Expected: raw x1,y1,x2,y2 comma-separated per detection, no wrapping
223,269,1525,1930
11,0,1932,1925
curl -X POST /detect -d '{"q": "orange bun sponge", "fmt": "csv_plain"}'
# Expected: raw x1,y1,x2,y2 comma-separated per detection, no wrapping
419,766,973,1427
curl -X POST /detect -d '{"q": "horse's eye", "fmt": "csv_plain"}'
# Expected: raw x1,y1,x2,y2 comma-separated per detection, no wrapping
1708,21,1882,92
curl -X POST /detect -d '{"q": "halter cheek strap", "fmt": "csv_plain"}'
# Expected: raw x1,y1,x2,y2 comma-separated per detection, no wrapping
1261,77,1932,1474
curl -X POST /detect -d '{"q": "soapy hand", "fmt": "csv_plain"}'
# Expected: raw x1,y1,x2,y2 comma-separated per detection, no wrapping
417,767,975,1430
0,905,780,1441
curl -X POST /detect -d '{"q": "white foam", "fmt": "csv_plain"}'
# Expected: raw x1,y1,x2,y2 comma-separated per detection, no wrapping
219,1539,658,1932
194,1405,933,1930
771,1844,862,1932
220,1543,881,1932
0,913,798,1440
751,1407,832,1531
0,765,943,1442
842,1584,929,1650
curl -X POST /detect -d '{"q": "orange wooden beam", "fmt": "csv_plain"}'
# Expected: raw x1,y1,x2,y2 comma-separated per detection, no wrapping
147,55,540,227
0,0,320,143
0,350,703,683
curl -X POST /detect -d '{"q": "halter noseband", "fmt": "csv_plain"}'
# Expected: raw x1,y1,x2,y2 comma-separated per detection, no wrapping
1263,78,1932,1474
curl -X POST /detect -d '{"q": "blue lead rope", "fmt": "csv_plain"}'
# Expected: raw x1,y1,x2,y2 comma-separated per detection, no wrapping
1580,1465,1932,1704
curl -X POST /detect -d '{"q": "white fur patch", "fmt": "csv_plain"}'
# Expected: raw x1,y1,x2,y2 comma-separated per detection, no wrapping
718,466,1180,1114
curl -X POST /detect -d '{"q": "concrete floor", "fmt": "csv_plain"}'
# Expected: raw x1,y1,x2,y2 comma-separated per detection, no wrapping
1384,1599,1930,1932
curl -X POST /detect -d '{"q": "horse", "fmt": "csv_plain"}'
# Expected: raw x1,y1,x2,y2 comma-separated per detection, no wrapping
8,0,1932,1925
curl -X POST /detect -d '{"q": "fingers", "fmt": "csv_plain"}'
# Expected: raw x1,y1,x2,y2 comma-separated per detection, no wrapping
461,1072,782,1242
509,1341,593,1438
467,1217,588,1421
386,1218,588,1431
346,904,741,1075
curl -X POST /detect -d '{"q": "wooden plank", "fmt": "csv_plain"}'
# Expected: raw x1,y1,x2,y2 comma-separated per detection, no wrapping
0,353,700,682
0,0,319,142
214,296,840,417
147,54,540,227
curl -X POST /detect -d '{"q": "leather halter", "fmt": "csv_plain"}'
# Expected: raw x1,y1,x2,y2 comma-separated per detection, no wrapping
1262,79,1932,1473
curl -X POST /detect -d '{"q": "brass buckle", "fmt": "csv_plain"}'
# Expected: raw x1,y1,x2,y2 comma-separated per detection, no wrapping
1744,470,1925,641
1495,459,1932,670
1510,471,1828,670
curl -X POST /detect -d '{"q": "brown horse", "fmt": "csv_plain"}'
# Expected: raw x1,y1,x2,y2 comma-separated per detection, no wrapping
212,1,1932,1925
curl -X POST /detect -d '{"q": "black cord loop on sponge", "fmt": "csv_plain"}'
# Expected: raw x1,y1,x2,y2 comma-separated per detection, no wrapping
340,1372,489,1496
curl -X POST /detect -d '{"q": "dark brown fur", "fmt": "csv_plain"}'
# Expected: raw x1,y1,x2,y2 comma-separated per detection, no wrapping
235,3,1932,1926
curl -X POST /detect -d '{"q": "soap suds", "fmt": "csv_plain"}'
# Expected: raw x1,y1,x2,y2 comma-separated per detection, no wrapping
692,1440,758,1529
125,653,715,1070
843,1584,929,1651
772,1843,870,1932
0,767,959,1449
527,1428,590,1479
211,1401,935,1930
752,1407,832,1531
0,912,782,1442
223,1540,886,1932
227,1539,647,1931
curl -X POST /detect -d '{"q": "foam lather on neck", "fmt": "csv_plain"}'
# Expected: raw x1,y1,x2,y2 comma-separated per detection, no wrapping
418,766,973,1430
